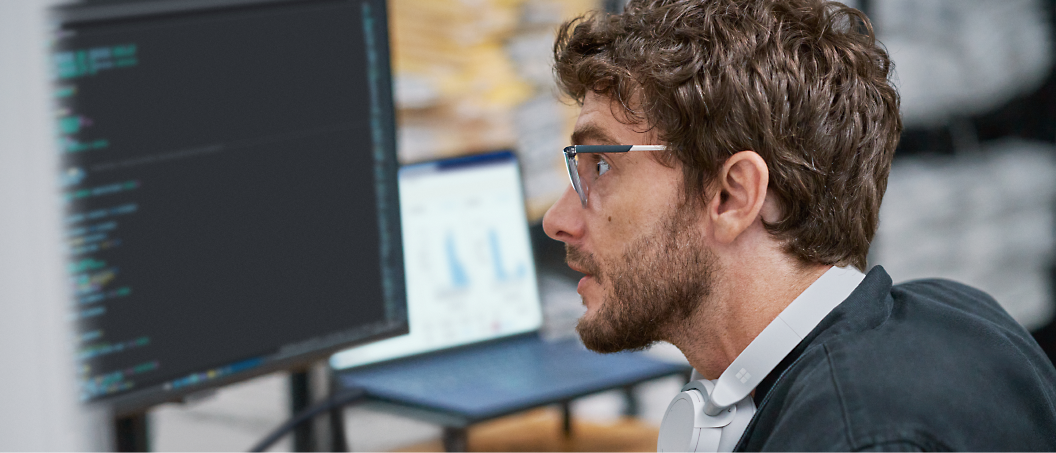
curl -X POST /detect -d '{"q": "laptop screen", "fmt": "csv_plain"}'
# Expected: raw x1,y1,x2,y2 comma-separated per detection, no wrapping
330,151,543,370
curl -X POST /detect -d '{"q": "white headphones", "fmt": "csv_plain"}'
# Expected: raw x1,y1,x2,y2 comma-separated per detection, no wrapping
658,266,866,452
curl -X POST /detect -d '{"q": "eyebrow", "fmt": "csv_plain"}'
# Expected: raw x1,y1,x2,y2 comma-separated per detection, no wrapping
571,123,620,146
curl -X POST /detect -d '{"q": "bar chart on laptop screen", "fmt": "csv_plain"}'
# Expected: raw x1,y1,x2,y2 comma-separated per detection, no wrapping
331,153,542,369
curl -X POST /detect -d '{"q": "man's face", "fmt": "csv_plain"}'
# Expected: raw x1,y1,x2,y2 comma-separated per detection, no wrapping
542,93,717,352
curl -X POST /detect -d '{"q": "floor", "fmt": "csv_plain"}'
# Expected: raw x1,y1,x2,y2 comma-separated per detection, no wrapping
393,408,662,452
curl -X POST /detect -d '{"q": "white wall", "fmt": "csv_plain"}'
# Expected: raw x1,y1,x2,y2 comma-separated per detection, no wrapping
0,1,93,450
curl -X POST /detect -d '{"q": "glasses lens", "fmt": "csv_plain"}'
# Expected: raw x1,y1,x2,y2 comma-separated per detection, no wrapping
564,149,588,206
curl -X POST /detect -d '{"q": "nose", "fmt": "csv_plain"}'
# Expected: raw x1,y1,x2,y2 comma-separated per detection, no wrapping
542,185,585,244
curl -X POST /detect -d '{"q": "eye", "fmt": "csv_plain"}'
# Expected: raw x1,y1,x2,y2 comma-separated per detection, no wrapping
596,158,611,177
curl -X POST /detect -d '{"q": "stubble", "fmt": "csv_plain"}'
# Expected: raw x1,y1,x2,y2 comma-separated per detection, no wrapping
569,206,716,353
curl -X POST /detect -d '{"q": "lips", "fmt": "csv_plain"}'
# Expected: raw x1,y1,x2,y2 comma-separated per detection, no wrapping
567,263,591,276
565,245,601,298
569,263,594,296
577,275,594,295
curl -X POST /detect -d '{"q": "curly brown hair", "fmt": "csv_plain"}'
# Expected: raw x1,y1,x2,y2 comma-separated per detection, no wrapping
553,0,902,270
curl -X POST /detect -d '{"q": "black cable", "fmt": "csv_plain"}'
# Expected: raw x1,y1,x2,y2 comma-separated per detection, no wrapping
248,387,367,452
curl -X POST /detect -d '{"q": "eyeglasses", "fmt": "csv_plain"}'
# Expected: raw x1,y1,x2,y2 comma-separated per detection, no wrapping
562,144,667,207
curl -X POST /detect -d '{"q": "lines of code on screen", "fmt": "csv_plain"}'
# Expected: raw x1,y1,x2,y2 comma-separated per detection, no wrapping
54,0,405,402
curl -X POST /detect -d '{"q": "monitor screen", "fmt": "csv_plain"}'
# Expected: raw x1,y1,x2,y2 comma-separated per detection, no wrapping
330,151,543,370
53,0,407,413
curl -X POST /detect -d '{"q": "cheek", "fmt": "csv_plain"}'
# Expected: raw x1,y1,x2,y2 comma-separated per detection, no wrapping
588,194,638,238
590,200,663,246
587,163,684,244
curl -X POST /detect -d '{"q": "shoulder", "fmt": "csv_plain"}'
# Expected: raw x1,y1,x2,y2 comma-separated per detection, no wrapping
890,278,1013,327
741,274,1056,451
885,278,1054,389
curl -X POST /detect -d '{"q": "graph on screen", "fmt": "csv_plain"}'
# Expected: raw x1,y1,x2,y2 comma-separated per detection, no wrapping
331,151,542,369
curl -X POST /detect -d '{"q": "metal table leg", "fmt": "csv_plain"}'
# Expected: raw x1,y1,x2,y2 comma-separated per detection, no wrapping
442,426,468,452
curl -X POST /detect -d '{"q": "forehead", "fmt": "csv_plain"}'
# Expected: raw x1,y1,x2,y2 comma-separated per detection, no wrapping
572,92,655,145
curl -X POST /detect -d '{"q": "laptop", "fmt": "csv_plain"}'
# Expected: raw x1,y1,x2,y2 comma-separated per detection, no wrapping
330,150,688,422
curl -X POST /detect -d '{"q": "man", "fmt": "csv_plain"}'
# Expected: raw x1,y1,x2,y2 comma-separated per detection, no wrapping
542,0,1056,450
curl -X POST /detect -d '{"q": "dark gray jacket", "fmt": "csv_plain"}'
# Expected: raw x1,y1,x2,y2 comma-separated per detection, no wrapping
737,266,1056,451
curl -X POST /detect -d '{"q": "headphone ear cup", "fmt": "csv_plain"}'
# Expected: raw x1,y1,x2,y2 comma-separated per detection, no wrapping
658,389,706,452
657,380,756,452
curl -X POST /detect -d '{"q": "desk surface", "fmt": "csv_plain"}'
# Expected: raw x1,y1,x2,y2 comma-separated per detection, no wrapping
395,408,660,452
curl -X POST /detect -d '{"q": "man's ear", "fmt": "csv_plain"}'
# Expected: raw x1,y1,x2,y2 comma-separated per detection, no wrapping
707,151,769,244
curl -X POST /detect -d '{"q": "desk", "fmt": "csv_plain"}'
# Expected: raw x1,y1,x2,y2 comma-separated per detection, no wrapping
395,408,660,452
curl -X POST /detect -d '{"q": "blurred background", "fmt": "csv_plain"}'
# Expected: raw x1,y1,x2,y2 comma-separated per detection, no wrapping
1,0,1055,451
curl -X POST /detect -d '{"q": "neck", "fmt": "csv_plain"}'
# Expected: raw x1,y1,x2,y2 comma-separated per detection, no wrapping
665,249,830,379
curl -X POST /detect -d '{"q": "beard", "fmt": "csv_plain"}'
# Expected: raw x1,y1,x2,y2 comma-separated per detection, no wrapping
569,205,717,353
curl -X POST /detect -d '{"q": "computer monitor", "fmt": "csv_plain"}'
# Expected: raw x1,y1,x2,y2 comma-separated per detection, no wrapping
330,151,543,370
53,0,407,415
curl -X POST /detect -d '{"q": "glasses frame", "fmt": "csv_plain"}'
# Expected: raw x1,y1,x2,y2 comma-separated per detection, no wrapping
562,144,667,207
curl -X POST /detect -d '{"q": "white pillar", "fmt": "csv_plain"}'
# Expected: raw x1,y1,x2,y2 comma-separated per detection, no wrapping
0,1,95,450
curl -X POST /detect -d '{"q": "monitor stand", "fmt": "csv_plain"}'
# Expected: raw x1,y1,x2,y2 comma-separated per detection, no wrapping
114,412,149,452
112,366,330,452
290,369,315,451
290,363,343,452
